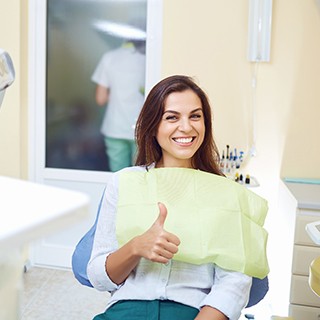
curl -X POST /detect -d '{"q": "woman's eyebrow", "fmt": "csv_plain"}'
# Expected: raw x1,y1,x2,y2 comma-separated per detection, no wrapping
190,108,203,113
163,107,203,114
163,110,180,114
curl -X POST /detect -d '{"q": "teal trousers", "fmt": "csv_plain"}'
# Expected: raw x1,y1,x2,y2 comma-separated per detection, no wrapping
104,137,136,172
93,300,199,320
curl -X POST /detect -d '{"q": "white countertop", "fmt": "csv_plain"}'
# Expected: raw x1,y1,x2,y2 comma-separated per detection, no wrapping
285,181,320,210
0,176,90,251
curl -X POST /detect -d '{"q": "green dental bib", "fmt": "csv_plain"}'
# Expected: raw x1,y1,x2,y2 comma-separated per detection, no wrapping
117,168,269,279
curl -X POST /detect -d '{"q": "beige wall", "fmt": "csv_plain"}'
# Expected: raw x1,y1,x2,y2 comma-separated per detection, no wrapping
0,0,22,178
162,0,320,181
0,0,28,179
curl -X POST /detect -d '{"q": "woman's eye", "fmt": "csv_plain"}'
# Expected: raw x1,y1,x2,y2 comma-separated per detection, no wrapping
165,115,177,121
191,114,202,119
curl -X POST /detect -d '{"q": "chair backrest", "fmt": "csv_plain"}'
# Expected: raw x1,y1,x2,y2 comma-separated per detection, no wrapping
71,188,105,287
71,189,269,307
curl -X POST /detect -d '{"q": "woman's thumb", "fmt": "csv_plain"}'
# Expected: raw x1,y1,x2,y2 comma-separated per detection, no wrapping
156,202,167,227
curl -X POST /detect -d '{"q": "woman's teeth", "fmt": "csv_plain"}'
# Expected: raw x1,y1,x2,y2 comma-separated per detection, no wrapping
173,137,193,143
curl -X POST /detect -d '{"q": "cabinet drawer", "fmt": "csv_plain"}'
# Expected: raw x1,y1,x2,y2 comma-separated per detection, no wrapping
290,274,320,307
295,214,320,246
289,303,320,319
292,245,320,275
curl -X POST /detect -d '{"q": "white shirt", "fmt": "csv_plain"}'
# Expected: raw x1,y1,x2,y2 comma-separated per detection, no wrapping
87,166,252,320
91,44,146,140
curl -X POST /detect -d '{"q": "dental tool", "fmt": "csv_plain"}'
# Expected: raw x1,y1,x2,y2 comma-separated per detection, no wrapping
0,49,15,108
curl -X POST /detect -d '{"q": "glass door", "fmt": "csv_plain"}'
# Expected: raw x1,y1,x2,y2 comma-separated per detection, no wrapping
28,0,162,268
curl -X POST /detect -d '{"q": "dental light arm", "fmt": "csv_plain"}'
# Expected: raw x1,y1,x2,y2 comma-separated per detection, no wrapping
0,49,15,108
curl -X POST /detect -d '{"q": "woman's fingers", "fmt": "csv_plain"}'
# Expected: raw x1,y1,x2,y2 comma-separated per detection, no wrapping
136,202,181,263
166,232,181,247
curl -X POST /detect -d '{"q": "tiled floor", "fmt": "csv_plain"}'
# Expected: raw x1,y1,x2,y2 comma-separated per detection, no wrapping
22,266,110,320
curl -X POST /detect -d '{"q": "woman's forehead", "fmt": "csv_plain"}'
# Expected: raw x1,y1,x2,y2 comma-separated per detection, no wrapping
164,90,202,111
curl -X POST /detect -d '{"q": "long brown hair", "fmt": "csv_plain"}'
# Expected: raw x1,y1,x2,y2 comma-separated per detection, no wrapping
135,75,222,175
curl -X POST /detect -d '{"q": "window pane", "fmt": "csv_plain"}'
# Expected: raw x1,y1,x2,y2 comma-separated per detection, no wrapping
46,0,147,171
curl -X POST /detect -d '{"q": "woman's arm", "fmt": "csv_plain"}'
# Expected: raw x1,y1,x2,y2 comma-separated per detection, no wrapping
195,306,227,320
198,266,252,320
87,173,179,290
106,202,180,284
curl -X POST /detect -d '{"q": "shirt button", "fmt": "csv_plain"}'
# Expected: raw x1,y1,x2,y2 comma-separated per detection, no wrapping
161,278,166,283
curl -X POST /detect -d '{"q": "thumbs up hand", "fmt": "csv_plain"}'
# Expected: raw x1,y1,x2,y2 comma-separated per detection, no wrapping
154,202,168,228
132,202,180,264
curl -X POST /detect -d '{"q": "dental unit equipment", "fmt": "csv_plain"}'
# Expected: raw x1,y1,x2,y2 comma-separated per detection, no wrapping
0,49,15,108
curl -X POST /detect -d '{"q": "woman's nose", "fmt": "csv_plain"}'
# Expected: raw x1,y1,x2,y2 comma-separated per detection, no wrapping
178,118,192,132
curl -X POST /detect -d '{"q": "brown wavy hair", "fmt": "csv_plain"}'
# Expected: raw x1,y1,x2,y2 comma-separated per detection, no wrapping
135,75,222,175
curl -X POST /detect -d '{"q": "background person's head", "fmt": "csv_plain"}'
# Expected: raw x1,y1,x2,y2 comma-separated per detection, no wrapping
135,75,222,174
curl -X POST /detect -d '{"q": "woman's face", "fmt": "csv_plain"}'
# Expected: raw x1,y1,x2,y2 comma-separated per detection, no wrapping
155,89,205,168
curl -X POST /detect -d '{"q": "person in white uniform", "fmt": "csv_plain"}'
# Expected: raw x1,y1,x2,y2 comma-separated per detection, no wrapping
91,40,146,171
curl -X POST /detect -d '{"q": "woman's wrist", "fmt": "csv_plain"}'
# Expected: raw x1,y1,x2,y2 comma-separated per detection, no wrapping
105,238,142,284
129,235,143,258
194,306,228,320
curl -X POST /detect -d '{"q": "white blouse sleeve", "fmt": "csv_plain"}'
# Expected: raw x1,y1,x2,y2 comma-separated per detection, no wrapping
200,265,252,320
87,172,121,292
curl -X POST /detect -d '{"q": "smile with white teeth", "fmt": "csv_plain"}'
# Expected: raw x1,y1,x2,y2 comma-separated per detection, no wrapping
173,137,194,144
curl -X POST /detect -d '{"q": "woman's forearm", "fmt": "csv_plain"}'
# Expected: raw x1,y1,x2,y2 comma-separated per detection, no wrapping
106,237,141,285
195,306,228,320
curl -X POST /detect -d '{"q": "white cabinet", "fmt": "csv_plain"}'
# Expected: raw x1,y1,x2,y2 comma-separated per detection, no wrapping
0,176,89,320
290,304,320,319
285,183,320,319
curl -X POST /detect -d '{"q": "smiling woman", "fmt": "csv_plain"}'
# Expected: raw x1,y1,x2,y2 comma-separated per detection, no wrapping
135,75,222,174
155,90,205,168
83,75,269,320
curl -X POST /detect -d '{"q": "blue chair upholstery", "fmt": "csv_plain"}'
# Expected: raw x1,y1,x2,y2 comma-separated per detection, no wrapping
72,189,269,307
246,276,268,307
72,188,105,287
71,217,99,287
